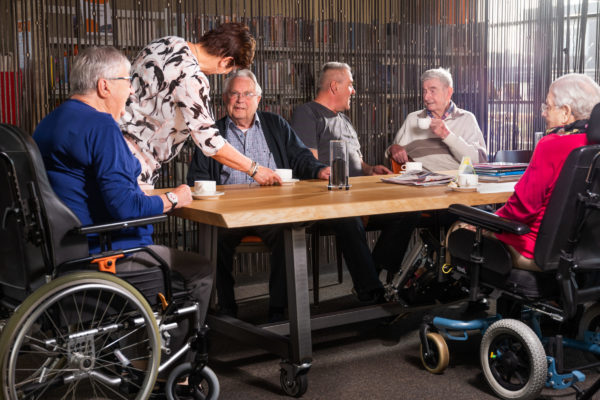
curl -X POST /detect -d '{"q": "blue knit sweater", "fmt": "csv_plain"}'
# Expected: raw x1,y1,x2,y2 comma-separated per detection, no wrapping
34,99,163,254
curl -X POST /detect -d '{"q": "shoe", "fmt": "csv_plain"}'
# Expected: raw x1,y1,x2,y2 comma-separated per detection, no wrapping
355,287,386,304
268,307,285,323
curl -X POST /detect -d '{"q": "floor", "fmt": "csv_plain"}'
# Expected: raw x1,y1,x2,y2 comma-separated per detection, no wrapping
206,266,600,400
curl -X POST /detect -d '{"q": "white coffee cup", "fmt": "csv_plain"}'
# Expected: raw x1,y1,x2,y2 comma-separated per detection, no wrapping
401,161,423,172
457,173,478,187
417,117,431,130
194,180,216,194
275,168,293,181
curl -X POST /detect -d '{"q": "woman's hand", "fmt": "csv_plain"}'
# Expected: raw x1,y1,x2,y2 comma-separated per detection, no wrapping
252,166,282,185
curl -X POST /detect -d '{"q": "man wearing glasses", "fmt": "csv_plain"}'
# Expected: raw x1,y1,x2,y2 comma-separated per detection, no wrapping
187,69,329,322
33,46,213,353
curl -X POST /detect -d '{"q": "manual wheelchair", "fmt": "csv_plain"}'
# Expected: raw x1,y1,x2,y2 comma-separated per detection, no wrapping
419,105,600,400
0,123,219,399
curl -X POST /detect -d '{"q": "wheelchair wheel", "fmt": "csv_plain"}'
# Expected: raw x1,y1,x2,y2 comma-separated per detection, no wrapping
577,303,600,366
165,362,219,400
480,319,547,400
0,271,161,400
420,332,449,374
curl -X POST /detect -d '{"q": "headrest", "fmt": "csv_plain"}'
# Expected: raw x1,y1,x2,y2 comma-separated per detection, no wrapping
587,102,600,143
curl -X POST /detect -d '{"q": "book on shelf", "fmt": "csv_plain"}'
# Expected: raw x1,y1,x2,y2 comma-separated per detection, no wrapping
381,171,454,186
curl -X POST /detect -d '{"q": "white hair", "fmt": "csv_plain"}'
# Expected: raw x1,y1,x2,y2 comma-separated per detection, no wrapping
420,67,453,88
223,69,262,96
69,46,130,96
549,73,600,120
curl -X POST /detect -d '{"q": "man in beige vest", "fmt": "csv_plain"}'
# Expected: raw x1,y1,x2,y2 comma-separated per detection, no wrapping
387,67,487,170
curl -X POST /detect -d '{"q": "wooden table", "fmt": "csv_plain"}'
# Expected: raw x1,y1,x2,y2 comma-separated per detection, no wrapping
157,175,513,396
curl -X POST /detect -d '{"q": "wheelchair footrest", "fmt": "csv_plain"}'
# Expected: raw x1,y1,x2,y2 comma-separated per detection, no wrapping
546,356,585,390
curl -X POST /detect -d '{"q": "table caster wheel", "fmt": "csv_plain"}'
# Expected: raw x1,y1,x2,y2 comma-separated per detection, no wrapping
280,368,308,397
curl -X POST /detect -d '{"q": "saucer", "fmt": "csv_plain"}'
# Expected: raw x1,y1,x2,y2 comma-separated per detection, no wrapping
450,186,478,192
192,191,225,200
278,178,299,186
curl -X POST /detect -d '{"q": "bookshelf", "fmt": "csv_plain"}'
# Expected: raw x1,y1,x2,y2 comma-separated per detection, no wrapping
1,0,488,188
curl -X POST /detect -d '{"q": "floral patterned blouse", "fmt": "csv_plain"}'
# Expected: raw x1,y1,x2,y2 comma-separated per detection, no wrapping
120,36,226,187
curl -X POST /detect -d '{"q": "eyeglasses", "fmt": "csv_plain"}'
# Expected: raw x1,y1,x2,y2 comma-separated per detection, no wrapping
107,76,132,82
228,91,258,99
540,102,557,114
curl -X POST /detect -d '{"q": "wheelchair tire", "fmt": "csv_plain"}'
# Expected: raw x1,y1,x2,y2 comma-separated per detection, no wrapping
0,271,161,400
165,362,219,400
577,303,600,367
480,319,547,400
420,332,449,374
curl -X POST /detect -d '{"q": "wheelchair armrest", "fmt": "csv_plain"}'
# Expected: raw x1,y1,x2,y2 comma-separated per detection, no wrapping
75,214,168,235
448,203,530,235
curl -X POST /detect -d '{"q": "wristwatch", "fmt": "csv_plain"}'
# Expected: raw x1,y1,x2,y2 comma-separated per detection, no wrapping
165,191,178,210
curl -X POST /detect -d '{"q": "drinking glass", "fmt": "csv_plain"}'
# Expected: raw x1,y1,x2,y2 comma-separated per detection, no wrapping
329,140,349,190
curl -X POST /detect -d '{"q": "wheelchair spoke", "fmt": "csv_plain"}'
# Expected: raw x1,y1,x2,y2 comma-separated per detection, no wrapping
2,273,161,400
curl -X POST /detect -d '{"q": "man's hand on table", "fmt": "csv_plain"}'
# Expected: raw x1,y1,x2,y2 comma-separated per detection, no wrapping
364,163,393,176
389,144,409,164
318,166,331,180
161,184,192,213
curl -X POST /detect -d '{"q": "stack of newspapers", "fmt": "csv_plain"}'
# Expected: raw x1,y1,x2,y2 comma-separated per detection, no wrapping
382,171,454,186
473,162,528,182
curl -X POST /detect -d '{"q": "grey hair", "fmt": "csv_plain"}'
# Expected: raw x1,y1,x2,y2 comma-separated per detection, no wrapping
69,46,130,96
223,69,262,96
420,67,453,88
549,73,600,120
318,62,352,92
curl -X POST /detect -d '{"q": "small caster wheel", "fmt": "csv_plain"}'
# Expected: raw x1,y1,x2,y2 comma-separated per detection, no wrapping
165,362,220,400
280,368,308,397
420,332,449,374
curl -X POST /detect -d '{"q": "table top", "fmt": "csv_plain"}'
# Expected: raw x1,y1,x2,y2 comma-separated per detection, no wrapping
153,175,513,228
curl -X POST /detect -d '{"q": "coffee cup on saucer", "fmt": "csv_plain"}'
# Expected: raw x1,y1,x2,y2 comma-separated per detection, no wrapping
457,173,478,187
275,168,293,181
194,180,216,194
417,117,431,130
401,161,423,172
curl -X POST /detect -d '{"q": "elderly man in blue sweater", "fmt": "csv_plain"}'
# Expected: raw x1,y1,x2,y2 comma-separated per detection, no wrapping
33,46,212,320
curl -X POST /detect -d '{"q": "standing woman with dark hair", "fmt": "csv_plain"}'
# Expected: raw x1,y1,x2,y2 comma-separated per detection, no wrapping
121,22,281,190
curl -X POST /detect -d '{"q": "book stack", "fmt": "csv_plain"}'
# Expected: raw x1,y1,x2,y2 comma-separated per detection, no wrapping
473,162,528,182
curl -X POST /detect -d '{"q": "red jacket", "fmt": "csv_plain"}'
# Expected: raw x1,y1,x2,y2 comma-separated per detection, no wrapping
495,133,589,259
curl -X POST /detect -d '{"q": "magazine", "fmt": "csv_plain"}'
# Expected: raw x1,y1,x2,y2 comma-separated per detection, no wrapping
381,171,454,186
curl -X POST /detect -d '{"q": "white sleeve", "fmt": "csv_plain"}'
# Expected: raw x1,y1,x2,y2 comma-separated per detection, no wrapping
442,114,488,163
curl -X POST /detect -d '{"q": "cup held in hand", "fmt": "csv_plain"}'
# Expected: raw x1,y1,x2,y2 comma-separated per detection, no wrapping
417,117,432,130
194,180,216,194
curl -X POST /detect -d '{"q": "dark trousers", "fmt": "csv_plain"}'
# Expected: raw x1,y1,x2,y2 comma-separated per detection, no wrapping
328,212,421,294
369,212,422,274
216,225,286,312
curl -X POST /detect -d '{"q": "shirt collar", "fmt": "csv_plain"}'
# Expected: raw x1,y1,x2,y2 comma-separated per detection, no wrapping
225,113,261,134
424,101,463,120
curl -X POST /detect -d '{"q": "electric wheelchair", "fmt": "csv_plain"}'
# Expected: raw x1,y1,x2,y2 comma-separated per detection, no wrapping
420,104,600,400
0,123,219,399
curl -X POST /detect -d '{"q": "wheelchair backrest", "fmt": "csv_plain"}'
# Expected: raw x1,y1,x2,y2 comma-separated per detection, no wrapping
535,144,600,271
0,124,88,301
